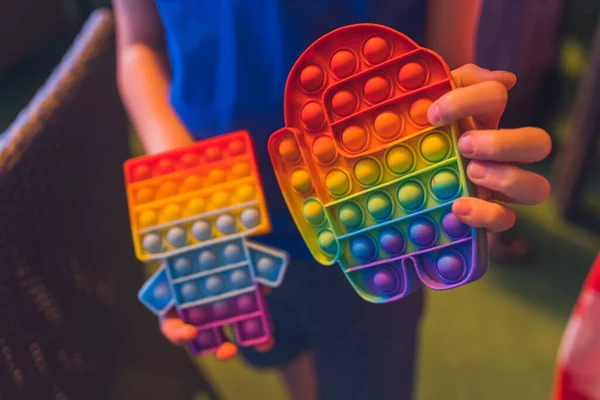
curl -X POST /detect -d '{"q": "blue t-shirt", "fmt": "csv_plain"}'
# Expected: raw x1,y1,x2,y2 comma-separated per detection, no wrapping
154,0,427,257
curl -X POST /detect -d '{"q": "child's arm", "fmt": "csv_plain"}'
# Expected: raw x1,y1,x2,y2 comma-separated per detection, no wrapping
425,0,483,68
113,0,194,154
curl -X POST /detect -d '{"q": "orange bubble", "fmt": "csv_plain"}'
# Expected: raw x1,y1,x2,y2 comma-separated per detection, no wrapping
300,64,325,92
227,140,246,156
132,165,152,181
231,162,251,178
363,76,391,104
363,36,390,65
205,146,222,162
341,126,368,152
278,136,301,164
300,101,325,131
181,175,202,192
154,159,175,176
374,111,403,139
330,50,357,78
135,187,154,204
156,181,178,199
398,61,427,90
312,136,337,164
180,153,199,168
409,98,434,126
331,90,357,117
208,168,227,184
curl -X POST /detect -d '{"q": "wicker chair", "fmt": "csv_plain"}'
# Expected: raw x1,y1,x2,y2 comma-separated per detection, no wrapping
0,9,218,400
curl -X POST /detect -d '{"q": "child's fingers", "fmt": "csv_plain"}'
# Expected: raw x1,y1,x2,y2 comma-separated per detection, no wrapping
466,161,551,206
452,197,516,233
428,80,508,129
160,316,197,345
451,63,517,90
457,127,552,163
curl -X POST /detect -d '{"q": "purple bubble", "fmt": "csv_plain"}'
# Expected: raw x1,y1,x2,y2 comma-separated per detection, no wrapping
373,266,399,294
242,319,263,337
197,330,215,346
212,301,231,318
436,250,466,282
237,294,257,313
408,217,437,248
187,306,209,324
379,227,405,255
441,211,470,239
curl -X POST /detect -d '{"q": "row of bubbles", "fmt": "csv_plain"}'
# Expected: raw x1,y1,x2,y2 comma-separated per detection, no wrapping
300,166,461,238
194,316,267,348
326,61,431,121
298,36,394,96
280,129,453,201
174,265,255,304
180,291,260,326
129,139,247,182
313,207,470,263
166,238,248,279
136,182,258,229
131,161,253,207
141,206,262,255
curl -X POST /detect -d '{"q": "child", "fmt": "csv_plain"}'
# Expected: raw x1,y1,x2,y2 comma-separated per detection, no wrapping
113,1,552,399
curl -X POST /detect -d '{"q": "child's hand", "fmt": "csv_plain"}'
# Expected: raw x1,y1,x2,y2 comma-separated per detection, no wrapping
160,309,198,346
427,64,552,232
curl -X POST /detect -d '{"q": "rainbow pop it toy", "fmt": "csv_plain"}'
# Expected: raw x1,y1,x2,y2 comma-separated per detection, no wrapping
125,131,288,356
268,24,488,303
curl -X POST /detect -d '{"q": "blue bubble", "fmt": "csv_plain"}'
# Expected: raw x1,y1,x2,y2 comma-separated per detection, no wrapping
230,269,251,288
379,227,405,255
153,282,170,301
167,226,187,247
436,250,466,282
408,217,437,248
222,243,244,264
350,235,377,263
180,282,199,300
173,256,193,276
205,275,225,293
191,220,212,241
257,257,276,275
142,233,163,253
216,214,237,234
241,207,261,229
198,250,218,270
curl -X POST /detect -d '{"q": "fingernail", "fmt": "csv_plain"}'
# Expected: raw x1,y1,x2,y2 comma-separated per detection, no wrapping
428,103,441,125
468,162,488,179
458,134,474,155
453,199,472,216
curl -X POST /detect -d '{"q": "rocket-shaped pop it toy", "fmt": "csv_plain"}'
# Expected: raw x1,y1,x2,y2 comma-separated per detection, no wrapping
268,24,488,303
125,131,288,357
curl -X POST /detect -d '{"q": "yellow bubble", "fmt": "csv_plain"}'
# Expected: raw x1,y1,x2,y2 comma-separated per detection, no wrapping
181,175,202,193
325,169,350,196
187,198,207,215
156,181,178,199
208,168,227,184
354,158,381,186
162,204,182,221
231,162,251,179
135,187,154,204
290,169,312,194
303,199,325,225
211,191,231,208
386,145,415,175
138,210,158,228
235,185,256,202
420,131,450,163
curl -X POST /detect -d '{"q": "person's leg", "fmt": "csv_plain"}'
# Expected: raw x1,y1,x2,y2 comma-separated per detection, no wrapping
310,265,425,400
282,351,318,400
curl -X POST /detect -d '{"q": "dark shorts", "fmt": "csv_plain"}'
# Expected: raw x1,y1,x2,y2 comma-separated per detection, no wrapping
240,234,425,400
